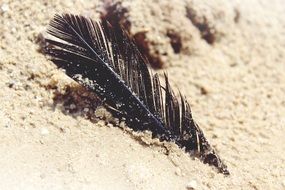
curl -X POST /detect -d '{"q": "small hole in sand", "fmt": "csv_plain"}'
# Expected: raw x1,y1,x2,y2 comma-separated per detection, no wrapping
166,30,182,54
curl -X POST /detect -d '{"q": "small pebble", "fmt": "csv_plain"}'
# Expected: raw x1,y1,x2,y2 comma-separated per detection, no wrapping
106,123,113,128
11,27,16,33
186,180,198,190
40,128,49,136
70,104,76,109
1,3,9,12
83,107,89,112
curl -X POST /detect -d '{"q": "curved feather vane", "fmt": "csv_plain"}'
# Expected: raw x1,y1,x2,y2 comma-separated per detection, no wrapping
43,14,229,175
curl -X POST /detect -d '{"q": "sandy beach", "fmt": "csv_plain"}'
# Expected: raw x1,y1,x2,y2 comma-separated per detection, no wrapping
0,0,285,189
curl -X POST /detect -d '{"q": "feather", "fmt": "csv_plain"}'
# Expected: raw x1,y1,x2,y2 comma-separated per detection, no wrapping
42,14,229,175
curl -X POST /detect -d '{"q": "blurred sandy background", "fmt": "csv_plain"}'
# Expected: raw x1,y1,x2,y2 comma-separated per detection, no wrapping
0,0,285,189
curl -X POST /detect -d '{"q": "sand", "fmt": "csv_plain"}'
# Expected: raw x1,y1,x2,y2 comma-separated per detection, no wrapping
0,0,285,189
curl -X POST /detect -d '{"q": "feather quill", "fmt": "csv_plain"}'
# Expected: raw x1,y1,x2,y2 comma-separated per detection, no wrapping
42,14,229,175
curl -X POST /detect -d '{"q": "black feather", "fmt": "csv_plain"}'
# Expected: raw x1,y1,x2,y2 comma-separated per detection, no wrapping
42,14,229,175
